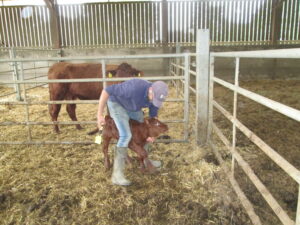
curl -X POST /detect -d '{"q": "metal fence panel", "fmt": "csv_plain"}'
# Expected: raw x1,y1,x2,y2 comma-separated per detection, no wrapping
0,0,299,49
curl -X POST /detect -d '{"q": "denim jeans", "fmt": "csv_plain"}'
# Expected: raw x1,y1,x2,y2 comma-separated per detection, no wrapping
107,100,144,147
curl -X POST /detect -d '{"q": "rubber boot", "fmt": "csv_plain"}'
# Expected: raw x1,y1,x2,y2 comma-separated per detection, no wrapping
111,147,131,186
144,143,162,168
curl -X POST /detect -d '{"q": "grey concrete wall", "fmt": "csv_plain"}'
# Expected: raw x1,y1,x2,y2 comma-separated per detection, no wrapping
1,47,300,88
179,46,300,81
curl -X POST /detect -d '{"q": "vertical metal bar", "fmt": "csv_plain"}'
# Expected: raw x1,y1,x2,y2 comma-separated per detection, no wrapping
135,3,138,45
19,7,27,47
180,1,183,43
115,4,119,45
20,62,32,141
0,8,7,47
47,5,52,47
256,0,260,43
101,60,106,89
62,6,67,47
220,1,223,43
260,0,264,42
224,1,227,42
102,4,106,45
58,6,63,47
175,44,181,97
106,4,111,45
16,8,26,47
98,4,102,46
212,1,215,43
43,7,48,47
150,2,154,44
207,55,214,143
228,1,232,42
287,0,292,42
88,5,92,46
283,1,287,41
216,1,219,43
248,1,252,42
90,4,94,46
123,3,127,45
38,7,45,47
191,1,195,43
119,3,122,45
264,0,268,42
183,53,190,141
11,8,17,47
144,3,147,45
232,57,240,175
243,1,247,43
196,29,210,145
292,0,296,40
159,1,162,44
139,3,142,45
236,1,240,43
205,1,208,29
79,5,83,47
296,0,300,41
3,8,11,47
71,5,76,47
75,5,80,47
35,7,41,47
15,7,22,47
130,3,133,44
9,48,22,101
171,1,174,43
200,1,202,29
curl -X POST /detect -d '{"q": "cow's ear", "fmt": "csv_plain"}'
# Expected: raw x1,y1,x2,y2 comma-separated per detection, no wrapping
144,118,149,125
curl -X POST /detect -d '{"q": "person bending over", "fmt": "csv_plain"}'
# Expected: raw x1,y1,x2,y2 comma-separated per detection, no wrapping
97,78,168,186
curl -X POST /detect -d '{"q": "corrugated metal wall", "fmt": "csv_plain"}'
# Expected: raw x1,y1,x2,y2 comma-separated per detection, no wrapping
0,0,299,48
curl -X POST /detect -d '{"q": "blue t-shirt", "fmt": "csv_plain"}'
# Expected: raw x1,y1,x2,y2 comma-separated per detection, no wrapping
105,79,159,118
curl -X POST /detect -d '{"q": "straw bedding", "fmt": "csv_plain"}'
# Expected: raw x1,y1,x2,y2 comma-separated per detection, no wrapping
0,79,299,225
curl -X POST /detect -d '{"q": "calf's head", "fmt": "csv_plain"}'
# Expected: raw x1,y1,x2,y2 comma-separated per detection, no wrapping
145,118,168,137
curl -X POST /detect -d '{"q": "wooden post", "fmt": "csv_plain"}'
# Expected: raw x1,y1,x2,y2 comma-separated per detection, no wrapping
196,29,210,145
44,0,61,48
270,0,286,46
161,0,168,46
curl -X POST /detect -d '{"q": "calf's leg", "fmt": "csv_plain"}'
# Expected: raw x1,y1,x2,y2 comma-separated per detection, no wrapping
130,143,157,174
102,136,112,170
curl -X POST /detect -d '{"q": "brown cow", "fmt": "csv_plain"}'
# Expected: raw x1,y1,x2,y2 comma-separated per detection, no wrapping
48,62,143,133
100,115,168,173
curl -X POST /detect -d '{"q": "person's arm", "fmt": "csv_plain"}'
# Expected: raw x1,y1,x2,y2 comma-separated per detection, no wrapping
97,89,110,129
146,105,159,142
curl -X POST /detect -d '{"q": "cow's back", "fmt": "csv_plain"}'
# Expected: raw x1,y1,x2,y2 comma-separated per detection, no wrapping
48,62,118,100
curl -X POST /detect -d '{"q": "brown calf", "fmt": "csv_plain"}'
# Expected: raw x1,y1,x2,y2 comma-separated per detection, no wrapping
101,115,168,173
48,62,143,133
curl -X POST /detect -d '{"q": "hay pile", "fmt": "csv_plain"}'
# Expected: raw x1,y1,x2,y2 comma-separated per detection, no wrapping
0,85,250,225
0,85,249,225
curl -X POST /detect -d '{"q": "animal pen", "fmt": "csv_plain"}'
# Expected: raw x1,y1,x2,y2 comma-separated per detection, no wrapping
0,0,300,225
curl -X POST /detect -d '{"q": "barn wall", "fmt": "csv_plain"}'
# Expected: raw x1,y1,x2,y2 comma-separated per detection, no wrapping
0,47,299,87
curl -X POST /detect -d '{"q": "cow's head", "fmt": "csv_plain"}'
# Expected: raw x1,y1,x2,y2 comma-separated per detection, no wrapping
112,63,143,78
145,118,168,137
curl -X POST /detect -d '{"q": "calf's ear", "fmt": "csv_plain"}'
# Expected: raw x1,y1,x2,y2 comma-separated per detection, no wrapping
144,118,149,125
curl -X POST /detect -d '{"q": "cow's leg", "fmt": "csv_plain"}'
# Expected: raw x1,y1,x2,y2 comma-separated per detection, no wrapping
66,103,83,130
49,103,62,133
102,136,112,170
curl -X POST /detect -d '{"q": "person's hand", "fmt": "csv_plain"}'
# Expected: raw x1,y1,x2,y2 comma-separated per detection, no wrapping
97,115,105,130
146,137,156,143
